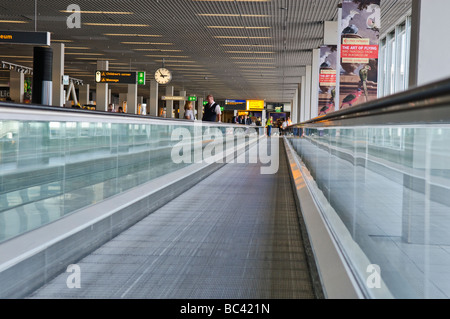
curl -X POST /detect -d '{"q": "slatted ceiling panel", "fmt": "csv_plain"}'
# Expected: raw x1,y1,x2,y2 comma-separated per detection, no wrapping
0,0,411,102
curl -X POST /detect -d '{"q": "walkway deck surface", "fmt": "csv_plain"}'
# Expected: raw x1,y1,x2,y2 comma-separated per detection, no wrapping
28,141,316,299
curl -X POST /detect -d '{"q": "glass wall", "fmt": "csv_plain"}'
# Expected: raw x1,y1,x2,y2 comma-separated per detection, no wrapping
288,124,450,299
0,113,254,243
378,16,412,97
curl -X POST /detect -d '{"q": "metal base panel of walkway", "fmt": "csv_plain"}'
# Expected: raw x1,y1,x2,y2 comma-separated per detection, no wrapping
27,140,317,299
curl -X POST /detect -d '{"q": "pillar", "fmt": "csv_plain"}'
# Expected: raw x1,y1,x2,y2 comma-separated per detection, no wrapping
311,49,320,119
409,0,450,87
165,85,174,118
127,84,137,114
197,97,203,121
79,84,89,106
9,70,24,103
300,77,306,122
32,46,53,105
304,66,312,121
179,90,186,119
96,60,108,111
51,43,64,107
149,80,158,116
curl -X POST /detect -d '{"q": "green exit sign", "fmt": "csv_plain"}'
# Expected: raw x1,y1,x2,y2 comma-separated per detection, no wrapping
188,96,197,101
137,71,145,85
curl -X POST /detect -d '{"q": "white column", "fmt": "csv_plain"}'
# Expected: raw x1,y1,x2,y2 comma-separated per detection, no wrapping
149,80,158,116
79,84,89,106
310,49,320,119
9,71,24,103
165,86,174,118
127,84,137,114
291,87,298,124
96,60,108,111
179,90,186,119
300,77,306,122
304,66,312,121
409,0,450,87
51,43,64,107
119,93,127,111
197,97,203,120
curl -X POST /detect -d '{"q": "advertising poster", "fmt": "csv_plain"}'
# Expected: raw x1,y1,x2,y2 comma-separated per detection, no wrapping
318,45,337,116
339,0,380,110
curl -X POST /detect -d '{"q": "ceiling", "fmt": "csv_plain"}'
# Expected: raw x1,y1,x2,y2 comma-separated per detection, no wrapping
0,0,411,102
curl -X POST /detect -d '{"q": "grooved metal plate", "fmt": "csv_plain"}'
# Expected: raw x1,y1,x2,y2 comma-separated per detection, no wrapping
28,140,317,299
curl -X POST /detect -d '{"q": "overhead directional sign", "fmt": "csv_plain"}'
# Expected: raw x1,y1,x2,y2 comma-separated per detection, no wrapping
95,70,137,84
0,31,50,46
188,96,197,101
246,100,265,111
224,99,246,111
137,71,145,85
161,96,186,101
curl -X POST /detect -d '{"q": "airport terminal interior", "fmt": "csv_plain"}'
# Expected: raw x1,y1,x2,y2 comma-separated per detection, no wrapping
1,0,450,301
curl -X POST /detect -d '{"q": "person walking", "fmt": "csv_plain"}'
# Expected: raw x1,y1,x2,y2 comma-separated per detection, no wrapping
266,116,273,137
184,101,195,120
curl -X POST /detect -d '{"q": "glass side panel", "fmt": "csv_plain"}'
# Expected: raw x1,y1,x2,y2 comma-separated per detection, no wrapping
0,117,254,243
288,125,450,299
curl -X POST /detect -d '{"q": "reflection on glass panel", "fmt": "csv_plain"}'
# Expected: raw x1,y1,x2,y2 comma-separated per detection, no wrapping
288,125,450,299
0,117,245,243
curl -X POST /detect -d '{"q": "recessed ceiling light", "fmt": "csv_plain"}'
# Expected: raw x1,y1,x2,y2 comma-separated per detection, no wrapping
207,26,270,29
221,44,273,47
121,42,173,45
84,23,149,27
226,51,274,54
60,10,133,14
214,36,271,39
104,34,162,37
198,14,270,17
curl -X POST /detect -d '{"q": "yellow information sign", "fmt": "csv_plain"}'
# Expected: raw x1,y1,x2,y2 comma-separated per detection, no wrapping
246,100,265,111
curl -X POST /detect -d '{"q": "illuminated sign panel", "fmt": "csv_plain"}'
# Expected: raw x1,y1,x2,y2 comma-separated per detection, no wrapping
95,70,137,84
246,100,265,111
224,99,246,111
0,31,50,45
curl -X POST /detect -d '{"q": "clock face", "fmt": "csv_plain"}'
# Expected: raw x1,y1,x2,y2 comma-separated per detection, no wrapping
154,68,172,84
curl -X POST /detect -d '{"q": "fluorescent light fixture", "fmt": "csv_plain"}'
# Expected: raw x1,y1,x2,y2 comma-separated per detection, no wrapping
154,60,195,63
226,51,274,54
145,55,189,58
164,64,203,67
238,66,276,68
230,57,274,59
65,47,90,49
60,10,133,14
193,0,270,2
134,49,183,52
104,33,162,37
84,23,149,27
214,36,271,39
207,26,270,29
121,42,173,45
234,62,275,64
0,20,28,23
52,39,74,42
221,44,273,47
198,14,270,17
65,52,104,55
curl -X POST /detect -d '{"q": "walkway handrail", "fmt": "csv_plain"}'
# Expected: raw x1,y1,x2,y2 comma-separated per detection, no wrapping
292,77,450,126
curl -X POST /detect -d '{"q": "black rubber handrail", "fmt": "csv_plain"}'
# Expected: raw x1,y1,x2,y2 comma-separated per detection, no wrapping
0,101,258,127
293,77,450,126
